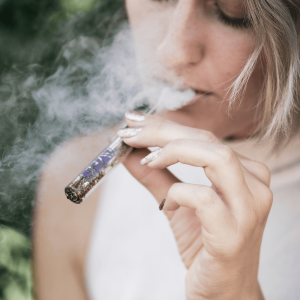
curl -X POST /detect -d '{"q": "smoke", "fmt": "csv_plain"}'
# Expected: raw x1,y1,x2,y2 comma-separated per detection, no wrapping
0,25,147,236
0,12,197,236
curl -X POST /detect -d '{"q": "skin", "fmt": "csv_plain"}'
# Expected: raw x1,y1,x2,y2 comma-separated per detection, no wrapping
121,114,270,300
127,0,264,138
33,0,272,299
33,131,115,300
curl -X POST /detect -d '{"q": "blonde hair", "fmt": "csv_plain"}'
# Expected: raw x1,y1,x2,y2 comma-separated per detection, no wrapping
230,0,300,147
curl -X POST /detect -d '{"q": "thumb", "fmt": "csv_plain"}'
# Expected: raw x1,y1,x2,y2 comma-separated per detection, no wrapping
123,148,180,209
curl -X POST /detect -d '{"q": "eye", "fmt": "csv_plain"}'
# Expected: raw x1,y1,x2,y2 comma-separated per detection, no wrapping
214,2,252,29
151,0,252,29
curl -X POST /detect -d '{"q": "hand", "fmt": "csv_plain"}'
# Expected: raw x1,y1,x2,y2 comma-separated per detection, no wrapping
119,111,272,300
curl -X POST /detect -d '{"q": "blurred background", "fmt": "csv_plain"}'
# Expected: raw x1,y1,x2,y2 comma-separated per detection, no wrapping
0,0,126,298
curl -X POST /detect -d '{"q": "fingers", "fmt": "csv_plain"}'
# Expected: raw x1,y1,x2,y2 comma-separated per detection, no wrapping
141,139,249,210
124,112,270,187
164,183,233,234
123,148,180,212
120,111,221,148
236,154,271,187
124,149,235,235
121,111,271,215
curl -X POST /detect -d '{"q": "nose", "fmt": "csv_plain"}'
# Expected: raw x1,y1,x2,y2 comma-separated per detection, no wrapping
157,0,205,74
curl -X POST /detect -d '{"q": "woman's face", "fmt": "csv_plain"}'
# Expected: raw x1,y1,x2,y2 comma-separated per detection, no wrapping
126,0,264,138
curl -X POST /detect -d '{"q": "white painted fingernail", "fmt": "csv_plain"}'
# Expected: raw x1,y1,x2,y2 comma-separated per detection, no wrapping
117,128,142,138
140,148,162,165
125,110,146,122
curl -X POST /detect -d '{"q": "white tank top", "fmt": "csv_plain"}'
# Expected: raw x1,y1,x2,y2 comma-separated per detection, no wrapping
85,139,300,300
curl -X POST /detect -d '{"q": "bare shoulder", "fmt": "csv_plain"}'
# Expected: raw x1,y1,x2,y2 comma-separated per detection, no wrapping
33,128,115,299
41,128,114,184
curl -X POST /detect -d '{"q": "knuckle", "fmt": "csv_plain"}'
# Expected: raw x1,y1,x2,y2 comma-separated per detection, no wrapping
260,187,273,214
165,139,183,153
218,237,245,259
216,145,235,163
257,162,271,184
197,186,216,207
168,182,181,197
149,119,167,144
198,130,217,144
152,118,167,134
241,187,273,229
203,166,214,179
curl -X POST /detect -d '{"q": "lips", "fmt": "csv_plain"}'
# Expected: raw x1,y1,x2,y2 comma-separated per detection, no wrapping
182,81,213,96
171,80,213,99
151,76,213,108
180,86,213,107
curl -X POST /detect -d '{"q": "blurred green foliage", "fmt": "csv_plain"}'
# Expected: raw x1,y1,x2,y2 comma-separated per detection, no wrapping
0,0,125,72
0,0,59,72
0,227,32,300
61,0,100,14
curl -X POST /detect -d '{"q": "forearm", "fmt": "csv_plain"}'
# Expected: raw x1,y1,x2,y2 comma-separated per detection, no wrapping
256,284,265,300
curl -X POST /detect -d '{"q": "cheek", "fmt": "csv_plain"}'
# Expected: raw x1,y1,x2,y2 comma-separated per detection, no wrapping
205,28,256,89
126,0,258,97
126,0,169,63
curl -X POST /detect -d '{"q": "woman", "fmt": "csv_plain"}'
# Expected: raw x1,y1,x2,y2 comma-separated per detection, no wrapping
33,0,300,299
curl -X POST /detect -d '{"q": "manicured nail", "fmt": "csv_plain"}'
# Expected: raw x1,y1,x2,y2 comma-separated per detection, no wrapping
117,128,142,138
140,148,162,165
125,110,146,122
159,198,166,210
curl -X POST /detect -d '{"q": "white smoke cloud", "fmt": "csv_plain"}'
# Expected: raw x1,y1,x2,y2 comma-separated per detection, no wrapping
0,23,196,234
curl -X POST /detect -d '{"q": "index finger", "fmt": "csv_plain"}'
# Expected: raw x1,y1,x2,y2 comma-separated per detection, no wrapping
143,139,250,211
124,112,221,146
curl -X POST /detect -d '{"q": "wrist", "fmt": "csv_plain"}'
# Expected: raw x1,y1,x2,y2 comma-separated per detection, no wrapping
241,281,265,300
